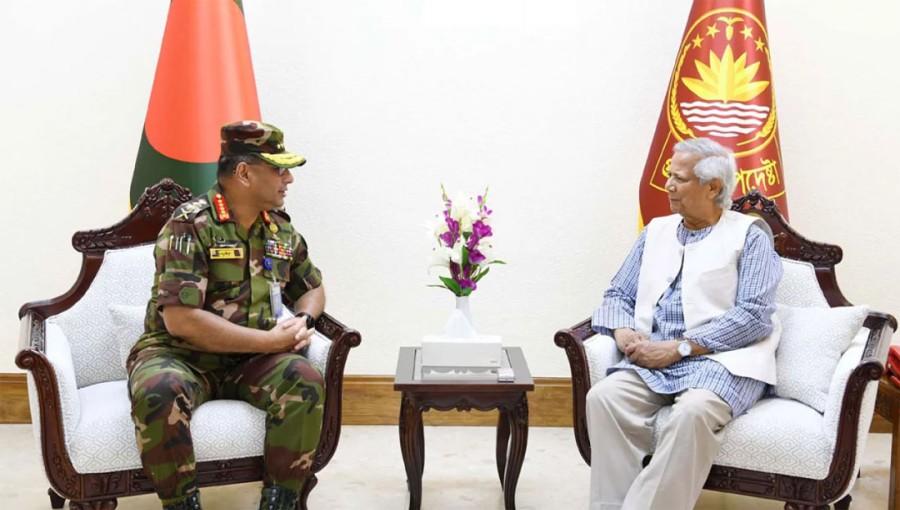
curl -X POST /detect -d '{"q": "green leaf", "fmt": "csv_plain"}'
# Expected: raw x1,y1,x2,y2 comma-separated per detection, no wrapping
439,276,462,295
460,287,473,296
472,267,490,282
461,245,470,268
486,259,506,265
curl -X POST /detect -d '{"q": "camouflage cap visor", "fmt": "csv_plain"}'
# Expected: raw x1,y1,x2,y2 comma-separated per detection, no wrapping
258,151,307,168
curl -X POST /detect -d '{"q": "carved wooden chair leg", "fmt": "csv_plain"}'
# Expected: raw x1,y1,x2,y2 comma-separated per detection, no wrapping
833,494,852,509
299,474,318,510
48,488,65,509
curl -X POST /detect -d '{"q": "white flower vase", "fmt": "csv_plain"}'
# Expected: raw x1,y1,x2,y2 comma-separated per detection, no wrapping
443,295,478,338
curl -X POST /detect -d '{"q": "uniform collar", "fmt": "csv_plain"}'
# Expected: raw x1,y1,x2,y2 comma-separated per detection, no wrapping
207,183,276,231
208,183,233,223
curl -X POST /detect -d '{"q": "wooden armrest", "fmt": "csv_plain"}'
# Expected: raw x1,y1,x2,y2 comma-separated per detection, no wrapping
312,312,362,473
821,311,896,503
15,313,82,499
554,317,595,465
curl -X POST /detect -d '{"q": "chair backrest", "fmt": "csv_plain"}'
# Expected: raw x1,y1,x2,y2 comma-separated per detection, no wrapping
731,190,850,307
48,244,155,387
19,179,191,386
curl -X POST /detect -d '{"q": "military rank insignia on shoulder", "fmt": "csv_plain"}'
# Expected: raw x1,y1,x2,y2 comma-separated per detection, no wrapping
172,196,211,222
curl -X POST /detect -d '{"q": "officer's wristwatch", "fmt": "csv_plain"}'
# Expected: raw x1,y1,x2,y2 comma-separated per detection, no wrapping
297,312,316,330
676,339,692,358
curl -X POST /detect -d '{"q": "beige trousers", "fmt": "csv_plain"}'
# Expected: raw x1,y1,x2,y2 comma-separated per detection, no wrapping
586,370,733,510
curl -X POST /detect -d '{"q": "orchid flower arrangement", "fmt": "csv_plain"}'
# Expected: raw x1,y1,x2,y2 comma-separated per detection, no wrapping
429,186,505,296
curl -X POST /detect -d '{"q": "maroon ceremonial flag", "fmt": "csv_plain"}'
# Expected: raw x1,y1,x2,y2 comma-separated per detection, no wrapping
638,0,788,228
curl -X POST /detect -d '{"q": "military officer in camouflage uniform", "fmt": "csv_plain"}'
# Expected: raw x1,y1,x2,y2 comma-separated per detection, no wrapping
127,120,326,510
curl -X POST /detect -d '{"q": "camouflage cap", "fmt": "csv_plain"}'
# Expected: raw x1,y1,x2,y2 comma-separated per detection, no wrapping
220,120,306,168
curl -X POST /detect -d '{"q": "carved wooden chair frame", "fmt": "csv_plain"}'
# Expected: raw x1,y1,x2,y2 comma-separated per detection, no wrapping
554,190,897,510
16,179,362,510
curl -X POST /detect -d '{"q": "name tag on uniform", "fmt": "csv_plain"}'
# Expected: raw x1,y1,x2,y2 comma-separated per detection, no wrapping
209,247,244,259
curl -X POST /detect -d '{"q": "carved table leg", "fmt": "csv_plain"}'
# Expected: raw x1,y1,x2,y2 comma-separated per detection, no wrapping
502,394,529,510
496,409,511,485
417,410,425,475
48,488,65,509
399,392,424,510
894,414,900,510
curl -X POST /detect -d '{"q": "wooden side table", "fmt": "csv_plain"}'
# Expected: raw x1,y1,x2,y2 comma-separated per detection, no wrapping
393,346,535,510
875,375,900,510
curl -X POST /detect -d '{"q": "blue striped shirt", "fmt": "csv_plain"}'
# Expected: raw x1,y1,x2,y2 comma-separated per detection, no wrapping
591,221,782,416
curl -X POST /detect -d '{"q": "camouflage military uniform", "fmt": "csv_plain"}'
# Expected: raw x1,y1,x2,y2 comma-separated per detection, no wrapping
127,182,324,506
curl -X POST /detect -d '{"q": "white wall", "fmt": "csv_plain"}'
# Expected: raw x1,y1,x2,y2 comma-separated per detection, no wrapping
2,0,898,377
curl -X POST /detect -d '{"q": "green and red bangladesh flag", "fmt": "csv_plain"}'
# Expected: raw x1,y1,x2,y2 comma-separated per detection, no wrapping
130,0,260,205
638,0,789,228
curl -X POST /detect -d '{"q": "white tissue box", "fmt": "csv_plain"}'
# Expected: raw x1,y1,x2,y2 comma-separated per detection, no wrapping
421,334,502,369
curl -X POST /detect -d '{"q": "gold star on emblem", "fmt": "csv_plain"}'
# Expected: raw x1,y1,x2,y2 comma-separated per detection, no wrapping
706,24,720,38
755,37,766,51
741,26,753,39
692,34,704,48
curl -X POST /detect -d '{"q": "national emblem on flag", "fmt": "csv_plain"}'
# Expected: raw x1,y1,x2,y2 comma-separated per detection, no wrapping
639,0,788,228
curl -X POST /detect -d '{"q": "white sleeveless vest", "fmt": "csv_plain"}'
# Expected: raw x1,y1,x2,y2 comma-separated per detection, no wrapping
634,211,780,384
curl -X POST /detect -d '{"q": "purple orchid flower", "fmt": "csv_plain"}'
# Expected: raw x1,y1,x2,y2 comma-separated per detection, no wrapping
440,214,460,247
472,220,492,239
477,195,493,219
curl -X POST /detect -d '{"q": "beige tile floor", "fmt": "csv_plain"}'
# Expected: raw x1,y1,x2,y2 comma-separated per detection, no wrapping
1,424,890,509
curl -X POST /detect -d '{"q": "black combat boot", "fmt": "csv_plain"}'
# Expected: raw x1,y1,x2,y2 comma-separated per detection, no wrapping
162,492,202,510
258,486,299,510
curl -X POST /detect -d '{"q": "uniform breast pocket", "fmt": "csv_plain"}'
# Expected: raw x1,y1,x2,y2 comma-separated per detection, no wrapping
270,258,291,287
208,258,246,298
209,257,246,282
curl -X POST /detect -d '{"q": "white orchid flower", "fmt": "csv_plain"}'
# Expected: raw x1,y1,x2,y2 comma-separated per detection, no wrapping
427,216,450,241
428,246,454,269
449,193,477,231
477,241,497,264
449,238,465,264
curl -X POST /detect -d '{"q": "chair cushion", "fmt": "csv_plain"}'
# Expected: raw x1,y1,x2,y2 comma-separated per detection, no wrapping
68,380,266,473
44,322,81,434
110,304,146,371
774,304,868,412
776,258,829,308
583,335,622,386
653,397,833,479
51,244,155,388
306,332,332,377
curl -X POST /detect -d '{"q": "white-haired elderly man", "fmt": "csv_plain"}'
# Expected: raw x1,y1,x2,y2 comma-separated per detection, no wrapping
587,138,783,510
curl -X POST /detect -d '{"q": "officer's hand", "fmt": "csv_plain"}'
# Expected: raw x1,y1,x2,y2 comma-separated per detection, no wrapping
266,318,307,353
291,324,315,353
613,328,649,353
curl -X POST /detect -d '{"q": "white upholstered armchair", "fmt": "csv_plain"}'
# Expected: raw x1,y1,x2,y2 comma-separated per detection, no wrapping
555,191,896,510
16,180,361,510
